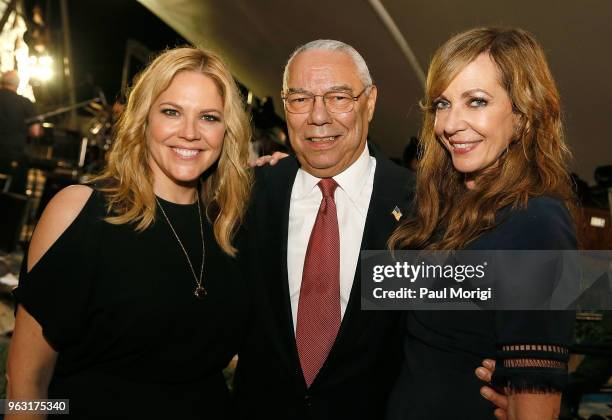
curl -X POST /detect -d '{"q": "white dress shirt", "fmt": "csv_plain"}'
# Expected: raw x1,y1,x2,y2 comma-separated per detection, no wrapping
288,144,376,332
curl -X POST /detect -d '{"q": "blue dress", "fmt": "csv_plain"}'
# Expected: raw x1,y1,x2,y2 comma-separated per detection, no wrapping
386,196,576,419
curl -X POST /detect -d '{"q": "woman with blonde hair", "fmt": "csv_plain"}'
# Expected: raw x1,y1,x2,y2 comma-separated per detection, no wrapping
386,28,576,419
7,46,252,418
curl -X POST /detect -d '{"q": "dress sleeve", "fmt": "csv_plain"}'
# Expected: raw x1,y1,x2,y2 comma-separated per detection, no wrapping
13,190,102,352
491,197,576,393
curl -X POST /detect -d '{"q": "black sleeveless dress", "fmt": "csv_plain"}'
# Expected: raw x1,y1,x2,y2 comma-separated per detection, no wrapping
14,189,248,419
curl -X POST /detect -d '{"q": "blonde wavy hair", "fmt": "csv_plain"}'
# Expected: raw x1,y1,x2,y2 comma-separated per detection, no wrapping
389,27,576,250
93,46,252,256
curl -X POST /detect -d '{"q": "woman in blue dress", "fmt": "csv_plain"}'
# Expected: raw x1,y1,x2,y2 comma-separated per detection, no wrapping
387,27,577,420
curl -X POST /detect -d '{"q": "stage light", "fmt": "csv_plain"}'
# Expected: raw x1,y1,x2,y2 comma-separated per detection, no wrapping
28,55,54,82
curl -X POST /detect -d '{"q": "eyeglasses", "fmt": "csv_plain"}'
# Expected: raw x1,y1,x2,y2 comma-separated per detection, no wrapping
282,86,371,114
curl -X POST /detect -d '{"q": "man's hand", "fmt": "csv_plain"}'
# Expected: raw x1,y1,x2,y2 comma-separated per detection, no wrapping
475,359,509,420
248,151,289,167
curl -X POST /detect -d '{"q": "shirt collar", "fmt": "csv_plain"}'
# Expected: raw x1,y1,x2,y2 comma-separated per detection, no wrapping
292,144,372,200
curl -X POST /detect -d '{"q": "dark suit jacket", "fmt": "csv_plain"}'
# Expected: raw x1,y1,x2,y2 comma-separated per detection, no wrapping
234,146,415,420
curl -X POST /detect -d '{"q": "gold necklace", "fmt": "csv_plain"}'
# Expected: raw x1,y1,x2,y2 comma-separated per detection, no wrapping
155,194,206,299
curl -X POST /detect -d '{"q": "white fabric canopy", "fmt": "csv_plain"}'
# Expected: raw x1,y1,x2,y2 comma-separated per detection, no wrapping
139,0,612,183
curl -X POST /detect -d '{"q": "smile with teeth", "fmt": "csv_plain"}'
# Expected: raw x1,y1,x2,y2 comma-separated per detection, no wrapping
307,136,338,143
450,141,481,150
172,147,201,158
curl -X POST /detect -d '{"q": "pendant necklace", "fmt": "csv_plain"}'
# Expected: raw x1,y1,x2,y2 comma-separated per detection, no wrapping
155,193,206,299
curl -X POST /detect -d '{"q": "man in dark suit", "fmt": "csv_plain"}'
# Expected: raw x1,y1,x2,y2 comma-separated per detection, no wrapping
234,39,413,420
234,40,505,420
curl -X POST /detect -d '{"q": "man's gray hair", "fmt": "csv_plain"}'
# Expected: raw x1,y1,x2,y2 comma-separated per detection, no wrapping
282,39,373,92
1,70,19,88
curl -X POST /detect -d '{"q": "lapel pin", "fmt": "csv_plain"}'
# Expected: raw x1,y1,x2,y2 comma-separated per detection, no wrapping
391,206,403,221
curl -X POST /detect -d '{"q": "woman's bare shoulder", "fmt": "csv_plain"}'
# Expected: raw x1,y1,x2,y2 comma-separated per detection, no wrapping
27,185,94,271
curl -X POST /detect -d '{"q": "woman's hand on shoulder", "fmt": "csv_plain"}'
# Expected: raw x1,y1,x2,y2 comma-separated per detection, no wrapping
248,151,289,168
27,185,94,272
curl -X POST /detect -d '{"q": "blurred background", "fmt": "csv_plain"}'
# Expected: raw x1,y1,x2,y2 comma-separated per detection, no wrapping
0,1,610,418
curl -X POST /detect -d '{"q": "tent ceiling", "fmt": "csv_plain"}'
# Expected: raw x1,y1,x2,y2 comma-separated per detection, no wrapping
139,0,612,183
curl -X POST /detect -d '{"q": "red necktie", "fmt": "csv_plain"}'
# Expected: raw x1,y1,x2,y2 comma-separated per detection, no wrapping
296,178,341,388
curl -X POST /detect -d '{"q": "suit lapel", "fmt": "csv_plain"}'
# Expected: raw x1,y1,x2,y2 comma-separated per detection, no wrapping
316,146,413,380
335,150,403,340
264,159,304,375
